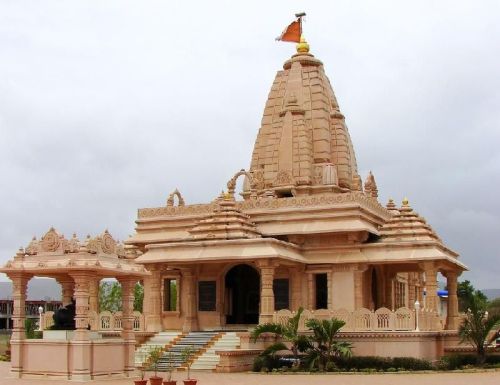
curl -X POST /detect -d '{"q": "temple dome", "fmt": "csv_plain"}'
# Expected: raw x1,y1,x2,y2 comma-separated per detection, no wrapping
247,42,361,197
189,193,262,240
379,199,441,242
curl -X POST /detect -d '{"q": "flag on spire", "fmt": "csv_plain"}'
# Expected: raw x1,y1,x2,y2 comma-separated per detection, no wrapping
276,13,305,43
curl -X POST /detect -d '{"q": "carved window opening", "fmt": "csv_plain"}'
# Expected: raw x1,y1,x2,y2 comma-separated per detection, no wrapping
395,280,406,309
273,279,289,311
163,278,178,311
276,189,294,198
198,281,216,311
315,273,328,309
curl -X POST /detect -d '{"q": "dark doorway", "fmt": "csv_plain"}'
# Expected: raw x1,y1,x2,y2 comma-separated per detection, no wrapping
225,264,260,324
315,273,328,309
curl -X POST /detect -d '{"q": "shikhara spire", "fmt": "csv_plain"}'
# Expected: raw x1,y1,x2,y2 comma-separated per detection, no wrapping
247,39,361,196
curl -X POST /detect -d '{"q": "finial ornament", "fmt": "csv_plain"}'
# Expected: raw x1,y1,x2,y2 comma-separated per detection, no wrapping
402,197,409,206
296,36,310,53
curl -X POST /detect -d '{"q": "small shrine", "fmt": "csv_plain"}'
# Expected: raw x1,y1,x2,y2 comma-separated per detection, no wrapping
0,228,149,380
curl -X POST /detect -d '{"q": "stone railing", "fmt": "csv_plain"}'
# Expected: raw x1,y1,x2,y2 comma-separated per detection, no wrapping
42,310,144,332
273,307,442,332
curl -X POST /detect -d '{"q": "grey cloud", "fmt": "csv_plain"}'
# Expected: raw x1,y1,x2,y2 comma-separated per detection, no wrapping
0,1,499,288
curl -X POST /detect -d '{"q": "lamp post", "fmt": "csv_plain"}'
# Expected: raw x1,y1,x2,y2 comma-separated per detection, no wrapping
38,306,44,331
414,300,420,332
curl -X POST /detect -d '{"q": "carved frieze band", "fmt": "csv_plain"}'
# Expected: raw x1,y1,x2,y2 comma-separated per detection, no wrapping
138,192,389,219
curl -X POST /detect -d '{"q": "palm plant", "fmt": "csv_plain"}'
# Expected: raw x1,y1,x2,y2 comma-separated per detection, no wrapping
304,318,352,371
459,291,500,365
251,307,310,365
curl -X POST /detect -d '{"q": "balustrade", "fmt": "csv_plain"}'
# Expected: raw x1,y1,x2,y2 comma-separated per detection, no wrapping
273,307,439,332
41,310,144,332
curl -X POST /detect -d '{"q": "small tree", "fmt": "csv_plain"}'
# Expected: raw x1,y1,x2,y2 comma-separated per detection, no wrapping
134,282,144,312
458,290,500,365
165,351,174,381
251,307,310,365
99,281,122,312
147,346,164,378
304,318,352,371
458,280,487,312
181,345,196,379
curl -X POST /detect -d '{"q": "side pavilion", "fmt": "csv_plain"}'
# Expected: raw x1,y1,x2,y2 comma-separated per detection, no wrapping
0,228,149,381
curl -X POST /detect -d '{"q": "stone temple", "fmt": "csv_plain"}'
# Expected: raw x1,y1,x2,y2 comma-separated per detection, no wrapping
1,38,468,378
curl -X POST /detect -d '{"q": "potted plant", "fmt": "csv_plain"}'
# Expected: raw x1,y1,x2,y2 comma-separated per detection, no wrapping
181,345,197,385
163,351,176,385
134,365,147,385
147,346,164,385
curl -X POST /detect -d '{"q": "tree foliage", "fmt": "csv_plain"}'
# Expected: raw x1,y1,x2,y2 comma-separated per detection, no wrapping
98,281,144,313
134,282,144,312
304,318,352,370
251,309,352,371
458,290,500,364
99,281,122,312
458,280,487,312
251,307,310,363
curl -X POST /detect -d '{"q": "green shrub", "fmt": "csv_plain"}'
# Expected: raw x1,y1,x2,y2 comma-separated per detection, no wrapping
336,356,434,371
386,367,397,372
252,355,282,372
439,354,500,370
325,361,338,372
24,319,37,339
392,357,433,370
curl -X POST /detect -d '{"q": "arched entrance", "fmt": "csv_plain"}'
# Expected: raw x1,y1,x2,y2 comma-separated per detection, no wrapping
224,264,260,324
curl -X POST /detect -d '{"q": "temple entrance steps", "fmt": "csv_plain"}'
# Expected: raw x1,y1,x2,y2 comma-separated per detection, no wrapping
157,331,221,371
189,332,241,371
134,331,183,367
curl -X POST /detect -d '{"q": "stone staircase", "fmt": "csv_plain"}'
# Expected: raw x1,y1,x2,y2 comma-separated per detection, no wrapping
134,331,182,367
189,332,240,371
157,331,220,371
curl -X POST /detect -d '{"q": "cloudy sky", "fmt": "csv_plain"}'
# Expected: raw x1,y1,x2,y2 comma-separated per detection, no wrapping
0,1,499,289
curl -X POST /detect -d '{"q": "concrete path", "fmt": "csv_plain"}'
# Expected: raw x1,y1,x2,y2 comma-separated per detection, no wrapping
1,362,500,385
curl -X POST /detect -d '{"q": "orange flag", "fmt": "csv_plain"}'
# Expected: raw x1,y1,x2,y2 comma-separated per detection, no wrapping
276,18,302,43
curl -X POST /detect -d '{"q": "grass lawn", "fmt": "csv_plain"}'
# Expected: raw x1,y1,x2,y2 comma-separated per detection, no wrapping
0,334,10,355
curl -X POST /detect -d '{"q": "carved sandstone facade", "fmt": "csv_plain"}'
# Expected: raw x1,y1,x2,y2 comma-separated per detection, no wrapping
126,41,466,334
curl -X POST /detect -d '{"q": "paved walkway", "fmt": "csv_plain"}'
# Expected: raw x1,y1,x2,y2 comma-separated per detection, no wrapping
1,363,500,385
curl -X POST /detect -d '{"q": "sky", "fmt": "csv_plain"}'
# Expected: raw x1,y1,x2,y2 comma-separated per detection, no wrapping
0,1,499,289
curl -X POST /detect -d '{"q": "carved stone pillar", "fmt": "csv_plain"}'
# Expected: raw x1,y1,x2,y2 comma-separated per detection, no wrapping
422,262,441,330
118,277,136,376
423,263,438,312
69,272,91,381
257,260,276,324
307,273,314,310
327,271,333,310
354,264,368,309
445,271,460,330
8,272,31,378
290,266,303,311
57,276,74,306
143,265,162,332
88,278,100,313
182,268,198,332
384,271,396,310
408,273,416,310
70,272,90,341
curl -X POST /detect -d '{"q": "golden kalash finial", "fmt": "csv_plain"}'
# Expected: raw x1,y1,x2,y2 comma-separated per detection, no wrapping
296,36,310,53
223,191,232,200
402,197,409,206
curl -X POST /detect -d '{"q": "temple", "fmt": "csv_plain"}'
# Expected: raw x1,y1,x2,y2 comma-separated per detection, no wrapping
1,38,468,378
129,38,466,334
